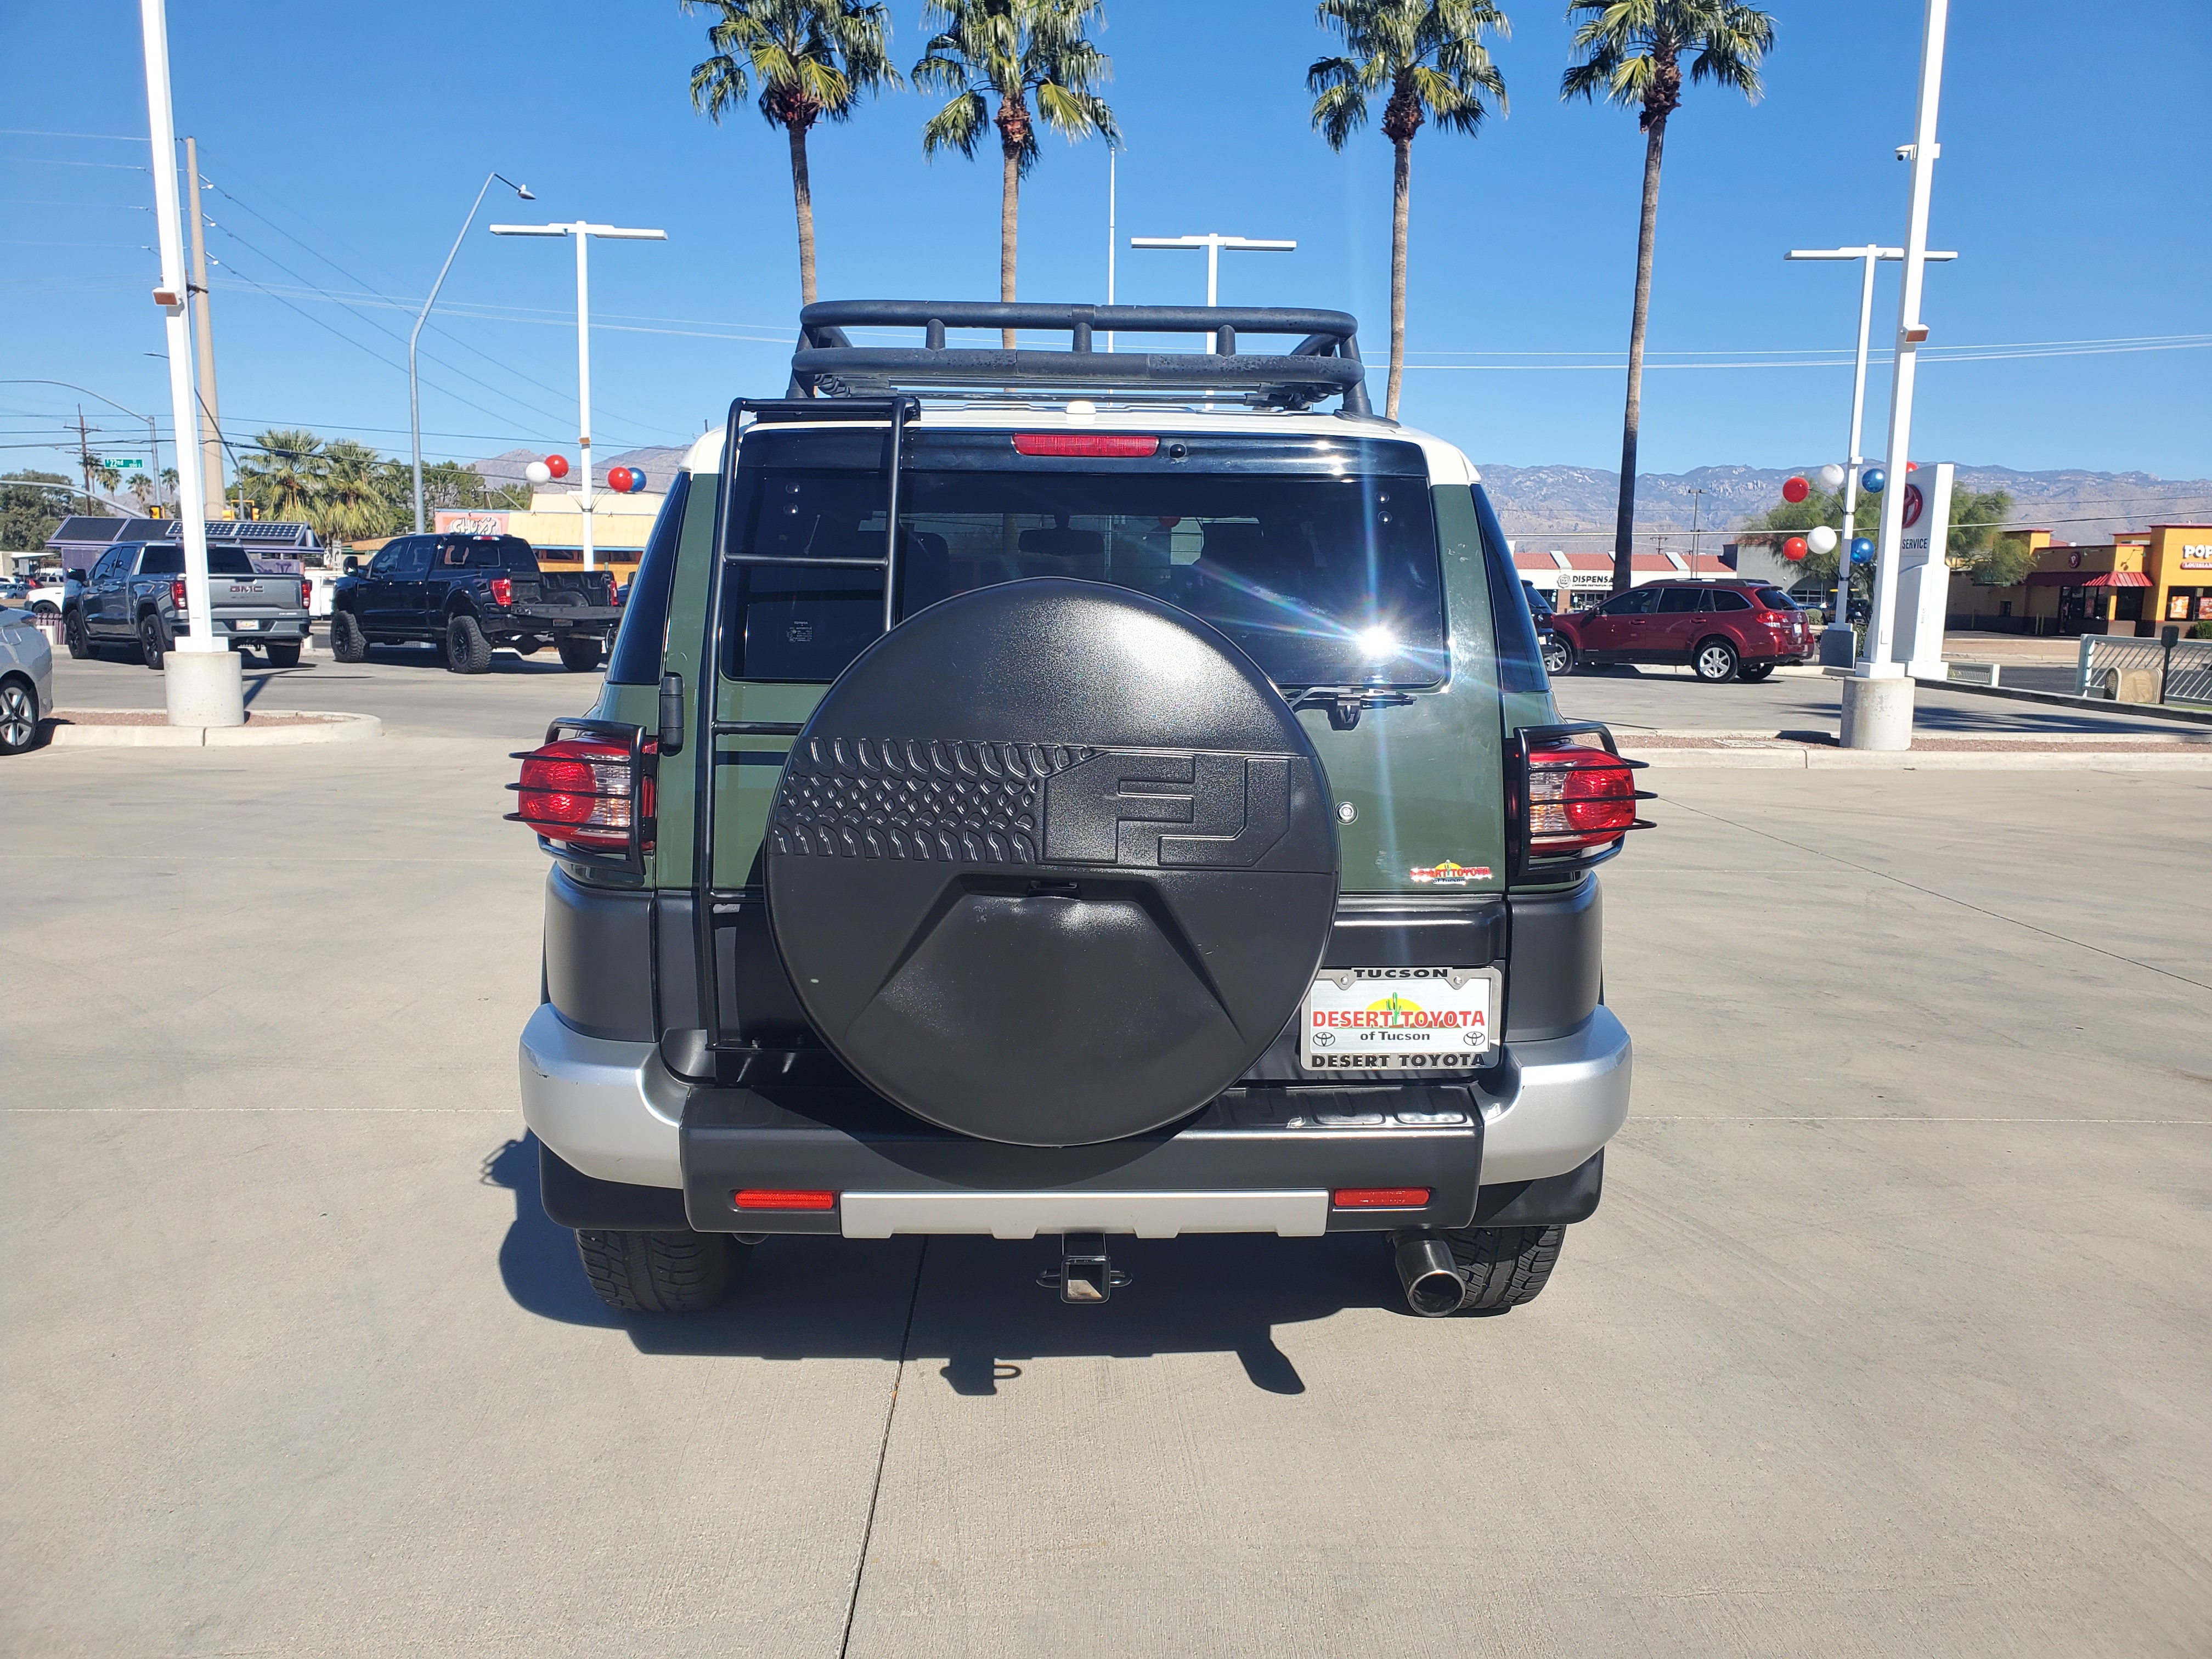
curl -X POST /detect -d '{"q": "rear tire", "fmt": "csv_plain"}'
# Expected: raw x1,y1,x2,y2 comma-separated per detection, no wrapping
1737,662,1773,683
0,677,37,754
64,608,94,661
139,613,172,671
329,610,369,663
574,1229,744,1313
556,635,604,673
1441,1224,1566,1312
261,641,302,669
1692,637,1740,684
444,613,492,675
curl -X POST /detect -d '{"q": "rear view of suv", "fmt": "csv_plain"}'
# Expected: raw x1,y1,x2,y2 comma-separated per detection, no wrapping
1548,578,1810,682
510,301,1647,1322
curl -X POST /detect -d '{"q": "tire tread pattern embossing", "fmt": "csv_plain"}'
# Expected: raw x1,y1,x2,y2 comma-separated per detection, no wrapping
769,737,1094,862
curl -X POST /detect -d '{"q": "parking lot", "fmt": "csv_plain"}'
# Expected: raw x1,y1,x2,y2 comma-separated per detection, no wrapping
5,659,2210,1657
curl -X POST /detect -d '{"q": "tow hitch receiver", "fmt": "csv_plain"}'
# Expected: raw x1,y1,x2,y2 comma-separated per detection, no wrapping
1039,1233,1131,1305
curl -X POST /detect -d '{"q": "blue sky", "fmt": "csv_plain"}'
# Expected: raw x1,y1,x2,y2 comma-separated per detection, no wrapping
3,0,2207,501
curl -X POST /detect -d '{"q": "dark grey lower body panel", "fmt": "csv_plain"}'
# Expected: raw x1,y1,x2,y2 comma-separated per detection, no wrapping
679,1083,1486,1237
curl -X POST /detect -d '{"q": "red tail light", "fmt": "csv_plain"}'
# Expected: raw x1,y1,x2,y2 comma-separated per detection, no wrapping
1012,432,1160,458
1521,737,1651,860
1332,1188,1432,1210
732,1189,837,1211
171,577,187,608
300,578,314,607
489,575,513,608
602,572,619,605
510,736,651,854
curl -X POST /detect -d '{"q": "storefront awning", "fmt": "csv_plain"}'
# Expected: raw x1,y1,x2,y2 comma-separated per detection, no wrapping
2025,570,2149,587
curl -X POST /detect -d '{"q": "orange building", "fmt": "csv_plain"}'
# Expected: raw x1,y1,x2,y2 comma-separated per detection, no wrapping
1948,523,2212,636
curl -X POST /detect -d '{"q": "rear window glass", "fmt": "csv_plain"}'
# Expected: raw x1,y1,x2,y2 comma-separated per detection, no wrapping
1754,586,1798,610
136,548,255,577
1657,587,1702,613
437,535,530,570
1710,589,1751,611
720,438,1447,688
608,471,689,684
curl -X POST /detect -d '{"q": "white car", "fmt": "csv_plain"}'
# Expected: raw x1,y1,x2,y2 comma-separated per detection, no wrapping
1,606,55,755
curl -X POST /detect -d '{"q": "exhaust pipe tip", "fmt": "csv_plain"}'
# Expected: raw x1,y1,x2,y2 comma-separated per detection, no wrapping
1394,1233,1465,1318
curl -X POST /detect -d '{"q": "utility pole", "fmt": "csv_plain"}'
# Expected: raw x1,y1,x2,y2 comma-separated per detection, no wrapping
1130,233,1296,307
1688,487,1706,574
183,136,223,520
74,408,101,513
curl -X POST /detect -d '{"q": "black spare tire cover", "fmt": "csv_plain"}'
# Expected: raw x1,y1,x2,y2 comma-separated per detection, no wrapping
765,578,1338,1147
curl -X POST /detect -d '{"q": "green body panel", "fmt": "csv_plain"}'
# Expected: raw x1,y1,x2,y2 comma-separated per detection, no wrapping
645,459,1541,899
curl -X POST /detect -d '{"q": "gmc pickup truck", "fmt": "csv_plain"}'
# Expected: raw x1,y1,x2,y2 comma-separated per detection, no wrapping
64,542,312,669
332,532,622,674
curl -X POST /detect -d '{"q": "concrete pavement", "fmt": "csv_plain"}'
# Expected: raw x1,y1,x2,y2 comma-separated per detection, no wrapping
3,730,2208,1655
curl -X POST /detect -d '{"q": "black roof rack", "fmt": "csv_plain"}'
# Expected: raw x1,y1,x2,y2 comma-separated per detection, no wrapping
786,301,1373,416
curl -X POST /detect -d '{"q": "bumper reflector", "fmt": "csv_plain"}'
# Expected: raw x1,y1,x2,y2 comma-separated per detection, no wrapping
1331,1187,1432,1210
733,1189,837,1211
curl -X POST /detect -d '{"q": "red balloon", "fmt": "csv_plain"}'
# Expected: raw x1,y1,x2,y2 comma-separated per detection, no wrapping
544,454,569,480
1782,476,1810,504
1905,460,1918,471
1782,537,1808,561
608,466,634,493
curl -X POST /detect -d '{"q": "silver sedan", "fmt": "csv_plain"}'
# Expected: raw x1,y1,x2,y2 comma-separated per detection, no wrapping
1,607,55,754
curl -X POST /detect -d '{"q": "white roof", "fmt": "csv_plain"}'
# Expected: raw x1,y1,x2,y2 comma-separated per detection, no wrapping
678,407,1476,485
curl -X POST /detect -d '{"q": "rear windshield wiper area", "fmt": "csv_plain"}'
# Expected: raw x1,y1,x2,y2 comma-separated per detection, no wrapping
1289,685,1417,731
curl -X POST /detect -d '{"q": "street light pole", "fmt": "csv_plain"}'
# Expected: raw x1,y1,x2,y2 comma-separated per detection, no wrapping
1785,242,1957,658
1688,487,1705,574
412,171,532,532
489,220,666,571
138,0,239,727
1130,233,1296,307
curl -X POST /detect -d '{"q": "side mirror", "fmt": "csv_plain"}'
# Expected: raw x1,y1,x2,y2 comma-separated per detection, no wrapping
342,555,360,575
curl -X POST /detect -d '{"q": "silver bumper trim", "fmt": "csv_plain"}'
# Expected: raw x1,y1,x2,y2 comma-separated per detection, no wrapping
1475,1005,1633,1185
840,1189,1329,1240
517,1002,681,1188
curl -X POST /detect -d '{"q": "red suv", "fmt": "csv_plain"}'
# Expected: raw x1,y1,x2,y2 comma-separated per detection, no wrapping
1547,579,1812,683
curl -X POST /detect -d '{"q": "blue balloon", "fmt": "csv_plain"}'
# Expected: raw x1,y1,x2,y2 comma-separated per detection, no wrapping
628,468,648,493
1850,537,1876,564
1860,467,1887,494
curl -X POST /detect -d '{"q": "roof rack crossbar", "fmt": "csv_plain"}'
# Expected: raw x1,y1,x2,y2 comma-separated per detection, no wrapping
784,301,1374,415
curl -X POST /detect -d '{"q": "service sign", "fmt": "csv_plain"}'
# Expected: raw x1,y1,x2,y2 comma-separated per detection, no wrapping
1301,967,1501,1071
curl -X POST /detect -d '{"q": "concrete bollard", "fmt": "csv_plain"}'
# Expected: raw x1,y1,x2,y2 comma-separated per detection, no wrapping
164,647,245,728
1841,675,1914,751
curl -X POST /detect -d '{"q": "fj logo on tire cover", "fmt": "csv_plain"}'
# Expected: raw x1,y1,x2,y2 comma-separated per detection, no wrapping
770,739,1297,871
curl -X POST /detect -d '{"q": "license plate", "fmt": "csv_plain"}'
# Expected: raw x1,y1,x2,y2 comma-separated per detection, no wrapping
1301,967,1500,1071
233,618,259,631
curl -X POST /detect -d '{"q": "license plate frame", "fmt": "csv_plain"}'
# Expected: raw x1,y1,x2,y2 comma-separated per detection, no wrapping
1300,966,1503,1073
232,618,261,631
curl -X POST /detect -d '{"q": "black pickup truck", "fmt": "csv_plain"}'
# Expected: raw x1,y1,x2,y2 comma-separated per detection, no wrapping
331,532,622,673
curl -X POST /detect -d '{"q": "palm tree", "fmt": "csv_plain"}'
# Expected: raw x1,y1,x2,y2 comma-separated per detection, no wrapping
313,439,403,545
914,0,1119,347
685,0,901,306
238,429,329,523
1561,0,1775,594
1310,0,1509,421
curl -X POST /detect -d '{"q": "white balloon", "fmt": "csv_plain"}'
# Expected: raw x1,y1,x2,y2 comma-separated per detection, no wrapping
1817,463,1846,491
524,460,552,485
1808,525,1839,555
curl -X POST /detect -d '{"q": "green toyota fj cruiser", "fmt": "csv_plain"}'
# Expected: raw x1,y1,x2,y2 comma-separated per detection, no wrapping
512,302,1645,1318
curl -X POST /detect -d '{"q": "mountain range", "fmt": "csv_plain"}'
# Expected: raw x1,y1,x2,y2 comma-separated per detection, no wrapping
471,446,2211,552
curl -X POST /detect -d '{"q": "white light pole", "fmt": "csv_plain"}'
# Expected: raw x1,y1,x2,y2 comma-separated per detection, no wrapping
138,0,238,726
413,172,532,532
1837,0,1953,751
1105,148,1116,352
1130,233,1296,307
1786,243,1956,661
489,220,666,571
